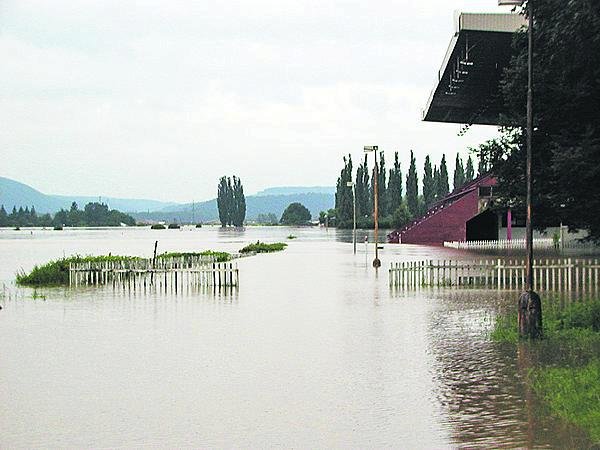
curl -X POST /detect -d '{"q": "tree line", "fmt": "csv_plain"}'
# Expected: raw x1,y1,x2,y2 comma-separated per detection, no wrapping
329,151,476,229
216,175,246,227
0,202,136,228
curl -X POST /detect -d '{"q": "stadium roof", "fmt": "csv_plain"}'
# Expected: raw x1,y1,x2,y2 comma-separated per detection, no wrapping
422,13,526,126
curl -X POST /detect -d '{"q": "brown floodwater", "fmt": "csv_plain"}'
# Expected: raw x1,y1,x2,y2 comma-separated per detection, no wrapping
0,226,594,448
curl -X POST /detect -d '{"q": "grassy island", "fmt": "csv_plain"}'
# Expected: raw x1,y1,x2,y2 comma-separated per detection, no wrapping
16,255,140,286
240,241,287,254
157,251,231,262
493,299,600,443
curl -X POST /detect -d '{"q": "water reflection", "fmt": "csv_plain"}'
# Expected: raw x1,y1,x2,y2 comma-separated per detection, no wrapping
417,289,593,448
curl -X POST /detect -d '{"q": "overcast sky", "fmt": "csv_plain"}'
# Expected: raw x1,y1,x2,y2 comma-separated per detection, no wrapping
0,1,512,202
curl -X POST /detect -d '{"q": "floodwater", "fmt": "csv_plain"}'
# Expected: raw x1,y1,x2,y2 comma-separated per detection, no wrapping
0,226,593,448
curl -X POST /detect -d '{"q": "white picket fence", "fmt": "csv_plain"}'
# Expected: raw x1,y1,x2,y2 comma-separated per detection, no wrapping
444,238,599,251
389,258,600,292
444,239,555,250
69,258,239,289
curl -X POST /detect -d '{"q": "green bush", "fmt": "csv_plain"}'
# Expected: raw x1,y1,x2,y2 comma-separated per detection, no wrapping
240,241,287,254
157,250,231,262
150,224,165,230
16,255,140,286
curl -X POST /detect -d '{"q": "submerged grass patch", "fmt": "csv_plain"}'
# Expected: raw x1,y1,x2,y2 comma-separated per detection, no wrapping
16,255,140,286
532,360,600,443
157,251,231,262
240,241,287,254
492,298,600,443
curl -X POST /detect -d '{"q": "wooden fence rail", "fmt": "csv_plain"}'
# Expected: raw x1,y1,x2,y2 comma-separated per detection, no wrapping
389,258,600,292
69,259,239,289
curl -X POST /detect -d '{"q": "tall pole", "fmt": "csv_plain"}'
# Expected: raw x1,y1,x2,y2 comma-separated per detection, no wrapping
353,184,357,254
525,1,534,291
518,0,542,339
373,151,381,268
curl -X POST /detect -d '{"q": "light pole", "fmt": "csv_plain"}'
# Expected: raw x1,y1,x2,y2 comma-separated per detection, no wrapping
346,181,357,254
499,0,541,338
364,145,381,268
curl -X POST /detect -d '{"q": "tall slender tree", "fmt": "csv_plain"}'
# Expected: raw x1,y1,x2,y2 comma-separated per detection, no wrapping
453,153,465,191
422,155,435,207
335,155,353,226
231,176,246,227
406,150,419,217
387,151,403,215
465,155,475,182
355,155,371,218
217,176,229,227
437,154,450,198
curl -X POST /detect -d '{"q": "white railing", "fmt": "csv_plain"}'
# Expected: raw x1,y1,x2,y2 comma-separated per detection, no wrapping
389,258,600,292
444,239,555,250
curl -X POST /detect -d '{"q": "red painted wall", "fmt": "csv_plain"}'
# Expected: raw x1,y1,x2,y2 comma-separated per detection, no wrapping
401,190,479,244
394,175,497,246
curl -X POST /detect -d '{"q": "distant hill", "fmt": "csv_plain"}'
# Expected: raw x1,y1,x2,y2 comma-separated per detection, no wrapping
0,176,335,221
254,186,335,196
0,176,177,213
132,192,334,223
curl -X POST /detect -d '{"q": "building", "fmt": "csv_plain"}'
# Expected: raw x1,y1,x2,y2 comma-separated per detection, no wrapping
388,174,499,245
388,12,526,246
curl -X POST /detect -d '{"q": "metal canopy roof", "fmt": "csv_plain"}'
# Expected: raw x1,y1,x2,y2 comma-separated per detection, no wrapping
422,13,526,126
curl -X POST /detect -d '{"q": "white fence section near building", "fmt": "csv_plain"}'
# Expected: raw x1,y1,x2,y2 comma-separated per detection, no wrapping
69,257,239,289
444,239,599,251
389,258,600,292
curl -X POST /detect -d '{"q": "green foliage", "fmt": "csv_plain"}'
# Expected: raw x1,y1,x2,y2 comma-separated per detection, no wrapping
375,151,388,217
157,250,231,262
335,155,354,227
355,155,371,219
0,201,133,228
465,155,475,183
280,202,312,225
422,155,435,208
392,201,412,229
150,223,166,229
453,153,465,191
492,298,600,343
256,213,279,225
437,154,450,199
287,234,296,240
405,150,419,217
16,255,140,286
532,360,600,443
387,151,403,215
491,1,600,240
167,223,180,229
217,175,246,227
239,241,287,253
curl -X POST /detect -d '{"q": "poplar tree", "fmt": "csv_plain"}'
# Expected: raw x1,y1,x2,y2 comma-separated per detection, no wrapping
437,154,450,198
355,155,371,218
406,150,419,217
453,153,465,191
231,176,246,227
387,151,403,215
422,155,435,207
370,151,387,217
335,155,353,227
465,155,475,182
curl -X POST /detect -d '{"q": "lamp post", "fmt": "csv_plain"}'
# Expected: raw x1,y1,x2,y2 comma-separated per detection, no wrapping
364,145,381,268
346,181,357,254
499,0,541,338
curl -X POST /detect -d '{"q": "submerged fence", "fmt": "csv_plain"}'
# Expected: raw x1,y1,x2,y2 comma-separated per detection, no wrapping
444,239,598,251
69,257,239,289
389,258,600,292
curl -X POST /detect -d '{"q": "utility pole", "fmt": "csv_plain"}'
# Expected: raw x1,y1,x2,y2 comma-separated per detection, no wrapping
364,145,381,268
500,0,542,338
